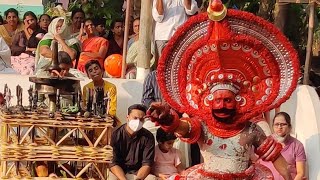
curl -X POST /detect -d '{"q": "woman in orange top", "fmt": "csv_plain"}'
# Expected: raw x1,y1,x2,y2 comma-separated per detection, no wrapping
76,18,109,73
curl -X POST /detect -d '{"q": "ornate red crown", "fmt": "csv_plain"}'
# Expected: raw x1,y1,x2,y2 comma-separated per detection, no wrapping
157,4,300,125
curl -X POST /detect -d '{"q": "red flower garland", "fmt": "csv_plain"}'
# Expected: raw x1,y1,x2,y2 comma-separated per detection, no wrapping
197,165,254,179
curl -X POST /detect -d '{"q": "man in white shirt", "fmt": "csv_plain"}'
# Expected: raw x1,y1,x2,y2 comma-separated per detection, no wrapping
152,0,198,64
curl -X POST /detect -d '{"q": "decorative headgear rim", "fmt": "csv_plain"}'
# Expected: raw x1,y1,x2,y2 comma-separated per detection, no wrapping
157,9,300,124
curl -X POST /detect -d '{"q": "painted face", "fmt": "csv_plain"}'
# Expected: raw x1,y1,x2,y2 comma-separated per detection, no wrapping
6,12,19,27
159,140,175,152
84,20,95,35
24,15,37,29
211,89,237,124
111,22,124,37
39,15,51,31
273,115,290,137
72,12,84,29
56,19,64,34
133,19,140,35
86,63,103,81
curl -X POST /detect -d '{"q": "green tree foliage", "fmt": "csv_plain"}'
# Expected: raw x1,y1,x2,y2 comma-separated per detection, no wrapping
202,0,320,62
68,0,123,27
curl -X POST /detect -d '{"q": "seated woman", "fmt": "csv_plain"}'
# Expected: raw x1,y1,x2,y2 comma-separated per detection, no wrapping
259,112,307,180
11,11,46,75
107,19,124,57
76,18,108,73
35,17,80,74
0,8,23,47
69,8,85,39
38,14,51,33
127,18,139,49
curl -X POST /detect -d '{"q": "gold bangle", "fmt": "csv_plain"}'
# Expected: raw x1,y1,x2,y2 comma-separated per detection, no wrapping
181,119,192,134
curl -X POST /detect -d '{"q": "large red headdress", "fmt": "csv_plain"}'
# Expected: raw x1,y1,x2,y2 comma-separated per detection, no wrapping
157,2,300,125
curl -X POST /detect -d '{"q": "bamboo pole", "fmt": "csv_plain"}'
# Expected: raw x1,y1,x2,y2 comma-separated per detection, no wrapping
1,125,8,176
92,163,106,180
93,127,108,147
76,162,91,178
19,125,35,145
56,128,77,146
121,0,131,78
136,0,152,79
37,127,56,145
78,128,94,147
303,2,315,85
57,163,76,178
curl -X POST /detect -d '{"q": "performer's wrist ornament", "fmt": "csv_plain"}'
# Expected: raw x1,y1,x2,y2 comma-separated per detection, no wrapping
179,117,201,144
160,109,180,132
256,136,283,162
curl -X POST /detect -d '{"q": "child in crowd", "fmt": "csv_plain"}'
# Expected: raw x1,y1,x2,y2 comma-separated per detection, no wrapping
36,51,73,78
82,60,118,145
153,128,183,180
82,59,117,117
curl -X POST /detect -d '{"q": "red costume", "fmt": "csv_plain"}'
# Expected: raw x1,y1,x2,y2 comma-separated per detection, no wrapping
154,0,300,179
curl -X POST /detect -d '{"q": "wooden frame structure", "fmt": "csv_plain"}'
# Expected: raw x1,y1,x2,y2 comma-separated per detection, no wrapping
0,109,114,179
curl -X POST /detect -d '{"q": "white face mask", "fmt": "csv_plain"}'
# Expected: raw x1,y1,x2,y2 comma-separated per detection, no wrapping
128,119,144,132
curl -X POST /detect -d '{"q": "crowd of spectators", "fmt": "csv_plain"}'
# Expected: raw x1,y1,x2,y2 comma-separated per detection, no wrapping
0,7,124,77
0,0,200,78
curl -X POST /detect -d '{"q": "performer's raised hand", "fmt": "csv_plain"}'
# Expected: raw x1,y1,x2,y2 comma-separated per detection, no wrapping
145,102,172,126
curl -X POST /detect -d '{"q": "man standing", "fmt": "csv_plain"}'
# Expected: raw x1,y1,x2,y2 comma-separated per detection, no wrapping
152,0,198,64
109,104,156,180
141,70,162,108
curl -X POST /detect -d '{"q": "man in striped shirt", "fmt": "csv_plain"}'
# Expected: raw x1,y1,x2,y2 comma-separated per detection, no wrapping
141,70,162,108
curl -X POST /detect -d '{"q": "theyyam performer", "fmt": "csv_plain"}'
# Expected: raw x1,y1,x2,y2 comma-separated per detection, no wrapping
146,0,300,179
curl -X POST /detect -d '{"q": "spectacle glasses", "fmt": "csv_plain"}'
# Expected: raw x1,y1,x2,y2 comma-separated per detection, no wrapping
273,123,288,128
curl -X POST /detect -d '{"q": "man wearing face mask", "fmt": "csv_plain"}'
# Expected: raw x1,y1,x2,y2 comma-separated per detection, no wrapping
109,104,156,180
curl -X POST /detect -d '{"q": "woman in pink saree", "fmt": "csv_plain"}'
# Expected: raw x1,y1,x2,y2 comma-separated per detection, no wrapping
76,18,109,73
